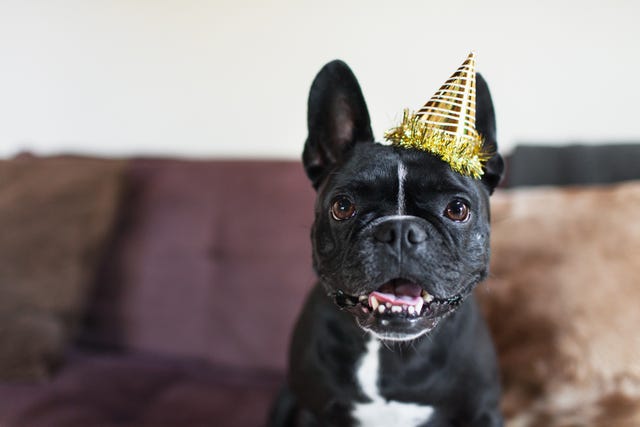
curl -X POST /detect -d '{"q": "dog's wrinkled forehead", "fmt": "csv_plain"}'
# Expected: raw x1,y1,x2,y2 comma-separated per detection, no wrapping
321,143,480,201
323,144,396,191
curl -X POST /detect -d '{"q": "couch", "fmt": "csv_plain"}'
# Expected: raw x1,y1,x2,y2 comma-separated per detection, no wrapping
0,147,638,427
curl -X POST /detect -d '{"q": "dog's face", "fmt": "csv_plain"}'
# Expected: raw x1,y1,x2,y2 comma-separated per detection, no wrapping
303,61,504,341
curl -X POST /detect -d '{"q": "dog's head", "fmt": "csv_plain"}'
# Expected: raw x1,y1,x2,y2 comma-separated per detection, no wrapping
303,60,503,341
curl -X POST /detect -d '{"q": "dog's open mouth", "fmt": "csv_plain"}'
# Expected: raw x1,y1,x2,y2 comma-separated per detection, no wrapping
367,280,431,316
333,279,464,341
335,278,462,319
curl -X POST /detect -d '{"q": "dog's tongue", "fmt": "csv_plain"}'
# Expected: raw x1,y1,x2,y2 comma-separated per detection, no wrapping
370,282,423,307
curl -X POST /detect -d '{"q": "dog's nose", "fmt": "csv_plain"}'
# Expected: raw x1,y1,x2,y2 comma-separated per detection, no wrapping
374,219,427,248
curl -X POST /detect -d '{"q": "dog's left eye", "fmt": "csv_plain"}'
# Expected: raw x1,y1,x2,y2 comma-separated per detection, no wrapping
444,200,470,222
331,196,356,221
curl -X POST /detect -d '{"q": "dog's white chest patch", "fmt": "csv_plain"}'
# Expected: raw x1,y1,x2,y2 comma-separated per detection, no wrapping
351,338,434,427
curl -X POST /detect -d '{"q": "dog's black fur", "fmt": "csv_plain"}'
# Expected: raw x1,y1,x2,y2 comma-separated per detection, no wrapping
270,60,504,427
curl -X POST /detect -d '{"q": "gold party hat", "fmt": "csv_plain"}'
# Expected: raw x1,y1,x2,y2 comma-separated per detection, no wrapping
384,52,489,178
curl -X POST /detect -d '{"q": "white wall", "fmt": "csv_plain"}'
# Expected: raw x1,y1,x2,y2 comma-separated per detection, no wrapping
1,0,639,159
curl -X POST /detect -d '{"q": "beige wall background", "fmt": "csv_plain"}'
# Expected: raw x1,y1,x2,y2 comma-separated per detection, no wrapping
1,0,639,159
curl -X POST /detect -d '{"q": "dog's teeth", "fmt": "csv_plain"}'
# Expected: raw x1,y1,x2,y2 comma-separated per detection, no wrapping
385,302,392,308
369,296,379,310
415,299,424,315
391,305,402,313
408,306,415,315
422,290,434,303
378,305,386,314
402,305,408,311
359,295,367,302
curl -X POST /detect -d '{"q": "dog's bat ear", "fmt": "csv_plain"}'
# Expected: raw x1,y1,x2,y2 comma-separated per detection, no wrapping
475,73,504,194
303,60,374,189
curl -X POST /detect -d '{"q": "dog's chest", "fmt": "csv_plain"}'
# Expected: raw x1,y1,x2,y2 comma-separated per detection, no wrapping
351,339,434,427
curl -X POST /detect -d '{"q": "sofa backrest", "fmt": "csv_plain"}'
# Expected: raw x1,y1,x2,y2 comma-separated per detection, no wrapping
81,159,317,373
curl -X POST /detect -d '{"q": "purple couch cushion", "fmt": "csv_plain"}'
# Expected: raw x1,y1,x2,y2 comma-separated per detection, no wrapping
83,160,317,372
0,351,281,427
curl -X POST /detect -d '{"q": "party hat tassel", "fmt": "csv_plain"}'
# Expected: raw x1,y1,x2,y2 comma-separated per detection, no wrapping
384,52,489,178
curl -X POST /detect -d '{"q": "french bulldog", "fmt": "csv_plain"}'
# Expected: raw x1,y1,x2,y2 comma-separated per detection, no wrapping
270,59,504,427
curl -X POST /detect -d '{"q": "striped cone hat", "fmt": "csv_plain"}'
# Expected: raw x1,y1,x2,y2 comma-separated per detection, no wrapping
384,52,489,178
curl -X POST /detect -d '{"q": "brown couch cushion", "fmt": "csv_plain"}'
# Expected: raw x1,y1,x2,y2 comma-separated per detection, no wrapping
478,181,640,426
0,156,126,380
83,160,316,372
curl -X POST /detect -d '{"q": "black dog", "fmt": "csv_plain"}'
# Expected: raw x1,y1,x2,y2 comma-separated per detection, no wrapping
270,60,504,427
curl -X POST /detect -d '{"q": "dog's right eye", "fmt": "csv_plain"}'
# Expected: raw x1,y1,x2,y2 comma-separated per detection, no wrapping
331,196,356,221
444,199,470,222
